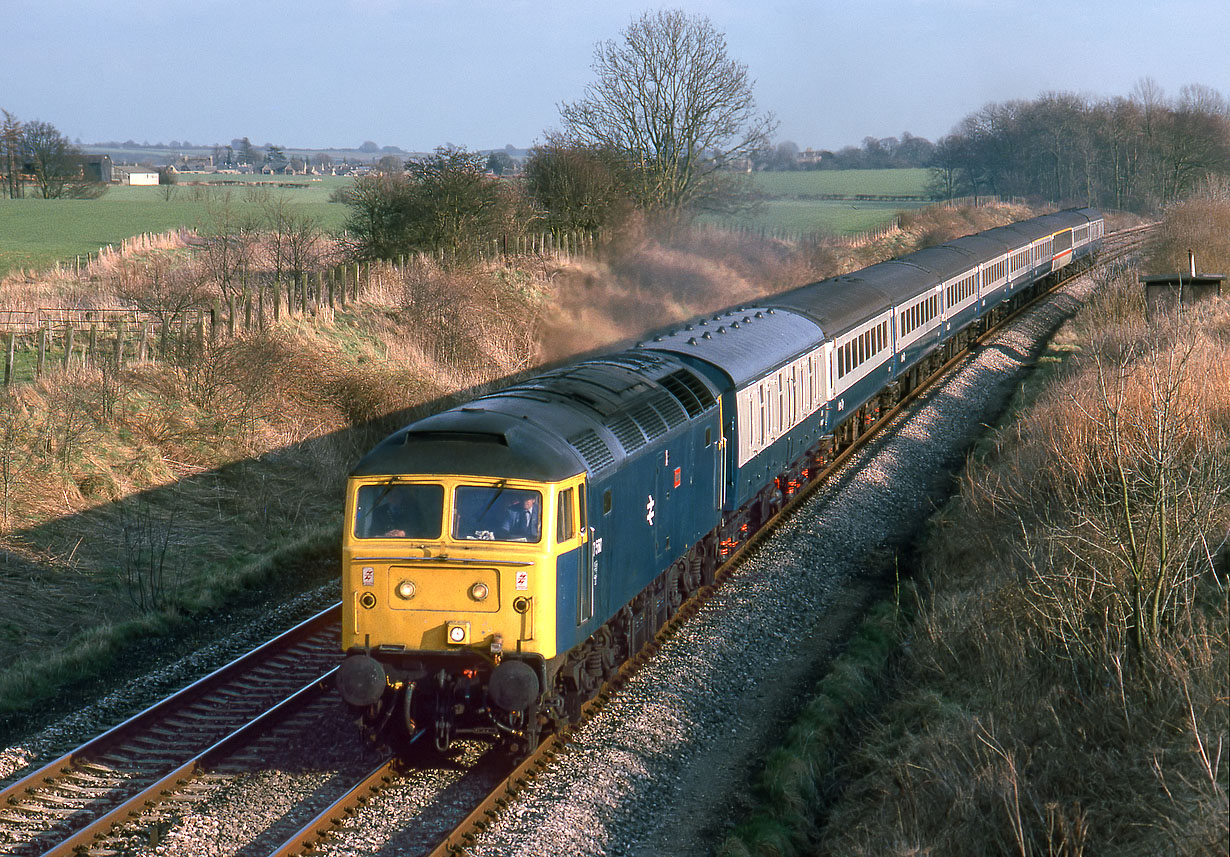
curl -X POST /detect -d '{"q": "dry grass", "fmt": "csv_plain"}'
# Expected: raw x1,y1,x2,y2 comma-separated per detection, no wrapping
815,246,1230,854
536,203,1034,362
1147,195,1230,278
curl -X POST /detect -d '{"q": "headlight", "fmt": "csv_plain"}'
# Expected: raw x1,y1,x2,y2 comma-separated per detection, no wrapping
447,622,470,644
468,582,489,602
395,579,416,600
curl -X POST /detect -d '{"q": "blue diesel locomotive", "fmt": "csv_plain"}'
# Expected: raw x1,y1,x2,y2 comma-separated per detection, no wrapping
336,208,1104,753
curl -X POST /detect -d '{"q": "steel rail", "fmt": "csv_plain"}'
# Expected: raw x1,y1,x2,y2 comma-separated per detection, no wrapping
35,670,337,857
1,604,342,855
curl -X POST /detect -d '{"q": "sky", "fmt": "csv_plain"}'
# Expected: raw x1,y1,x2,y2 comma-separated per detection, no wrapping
4,0,1228,153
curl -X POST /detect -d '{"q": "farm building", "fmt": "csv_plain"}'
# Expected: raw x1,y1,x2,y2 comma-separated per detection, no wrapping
114,166,159,185
82,156,112,183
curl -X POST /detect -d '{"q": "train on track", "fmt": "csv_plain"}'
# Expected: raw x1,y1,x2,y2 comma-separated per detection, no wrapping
336,207,1104,754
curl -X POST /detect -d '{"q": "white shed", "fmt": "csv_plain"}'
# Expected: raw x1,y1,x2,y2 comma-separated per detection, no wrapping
126,170,159,186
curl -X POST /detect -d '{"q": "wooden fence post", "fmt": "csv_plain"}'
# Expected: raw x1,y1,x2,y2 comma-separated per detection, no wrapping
114,322,125,368
139,322,151,363
36,327,48,378
63,327,75,369
4,333,14,386
89,324,98,365
227,294,237,337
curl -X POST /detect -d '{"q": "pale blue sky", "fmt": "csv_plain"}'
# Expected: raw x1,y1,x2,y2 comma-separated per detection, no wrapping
4,0,1227,152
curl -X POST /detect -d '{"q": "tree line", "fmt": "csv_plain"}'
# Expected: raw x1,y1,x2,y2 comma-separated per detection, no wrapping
930,82,1230,210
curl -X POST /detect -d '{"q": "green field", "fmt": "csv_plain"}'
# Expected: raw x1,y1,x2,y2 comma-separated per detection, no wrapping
0,169,937,275
0,175,352,275
710,168,934,237
746,168,931,198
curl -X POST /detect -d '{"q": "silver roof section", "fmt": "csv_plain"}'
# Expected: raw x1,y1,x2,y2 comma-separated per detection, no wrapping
638,305,825,388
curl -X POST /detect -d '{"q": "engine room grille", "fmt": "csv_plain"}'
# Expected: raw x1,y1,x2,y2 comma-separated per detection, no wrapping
666,369,715,414
629,401,668,440
607,413,646,453
647,389,687,429
568,429,615,474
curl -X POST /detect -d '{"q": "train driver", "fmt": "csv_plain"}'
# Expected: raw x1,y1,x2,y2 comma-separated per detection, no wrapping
499,494,540,541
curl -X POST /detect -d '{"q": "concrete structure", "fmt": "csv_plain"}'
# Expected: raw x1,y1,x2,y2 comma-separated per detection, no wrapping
1141,253,1224,320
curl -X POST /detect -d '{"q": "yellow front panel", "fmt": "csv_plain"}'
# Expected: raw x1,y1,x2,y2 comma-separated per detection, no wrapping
386,565,500,612
341,473,586,662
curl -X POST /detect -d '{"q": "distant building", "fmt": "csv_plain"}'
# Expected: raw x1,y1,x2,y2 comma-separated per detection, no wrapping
798,148,823,166
113,165,159,185
82,155,113,183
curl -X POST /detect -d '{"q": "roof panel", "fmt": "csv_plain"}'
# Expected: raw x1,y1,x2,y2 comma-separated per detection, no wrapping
640,305,825,387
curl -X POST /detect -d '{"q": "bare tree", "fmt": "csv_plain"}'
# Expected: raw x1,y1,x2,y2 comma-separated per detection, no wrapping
1,109,23,198
261,194,328,309
21,119,103,199
557,9,776,217
1022,324,1229,659
524,142,638,232
199,191,259,302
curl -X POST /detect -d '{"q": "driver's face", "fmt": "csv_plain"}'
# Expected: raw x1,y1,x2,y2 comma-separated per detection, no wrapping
520,496,537,510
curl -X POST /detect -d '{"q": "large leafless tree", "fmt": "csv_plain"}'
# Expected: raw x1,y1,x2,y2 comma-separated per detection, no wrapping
557,9,775,217
21,119,101,199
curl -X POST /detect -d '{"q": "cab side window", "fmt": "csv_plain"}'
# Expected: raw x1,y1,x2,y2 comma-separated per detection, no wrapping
557,487,576,543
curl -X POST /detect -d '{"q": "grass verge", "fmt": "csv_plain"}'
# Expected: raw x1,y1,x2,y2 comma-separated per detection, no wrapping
717,590,914,857
0,524,340,739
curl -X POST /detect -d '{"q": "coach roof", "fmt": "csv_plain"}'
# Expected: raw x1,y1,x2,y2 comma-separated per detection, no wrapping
640,305,826,387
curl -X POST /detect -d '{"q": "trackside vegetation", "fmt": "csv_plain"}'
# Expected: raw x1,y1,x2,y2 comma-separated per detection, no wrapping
719,194,1230,856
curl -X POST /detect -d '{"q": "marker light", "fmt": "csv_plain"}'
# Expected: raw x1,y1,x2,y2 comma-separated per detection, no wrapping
468,582,489,602
447,622,470,644
395,580,416,600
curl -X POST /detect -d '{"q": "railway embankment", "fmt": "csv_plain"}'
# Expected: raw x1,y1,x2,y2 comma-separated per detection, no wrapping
720,197,1230,856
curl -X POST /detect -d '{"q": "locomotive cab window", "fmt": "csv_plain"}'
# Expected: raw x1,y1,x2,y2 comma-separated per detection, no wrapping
557,487,576,543
354,483,444,540
452,485,543,542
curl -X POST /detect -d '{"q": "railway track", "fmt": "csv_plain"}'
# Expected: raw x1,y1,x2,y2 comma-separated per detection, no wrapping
0,607,342,857
0,224,1155,857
